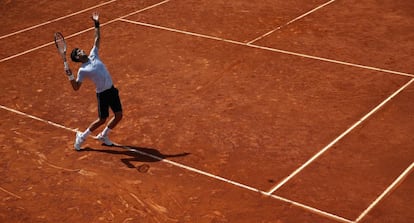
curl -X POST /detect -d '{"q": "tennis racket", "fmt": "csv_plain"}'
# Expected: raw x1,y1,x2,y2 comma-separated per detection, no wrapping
54,32,69,70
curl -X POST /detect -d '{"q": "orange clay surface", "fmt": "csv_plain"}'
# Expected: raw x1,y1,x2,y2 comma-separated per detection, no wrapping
1,1,413,223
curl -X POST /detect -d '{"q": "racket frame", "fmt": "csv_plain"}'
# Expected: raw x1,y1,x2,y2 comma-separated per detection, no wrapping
54,32,69,69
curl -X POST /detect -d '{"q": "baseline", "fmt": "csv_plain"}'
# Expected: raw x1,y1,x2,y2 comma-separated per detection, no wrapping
0,104,352,223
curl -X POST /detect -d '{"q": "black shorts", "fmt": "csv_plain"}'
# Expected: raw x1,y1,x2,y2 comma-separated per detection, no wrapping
96,86,122,119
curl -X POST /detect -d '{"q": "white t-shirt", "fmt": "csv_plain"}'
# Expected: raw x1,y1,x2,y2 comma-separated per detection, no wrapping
76,46,113,93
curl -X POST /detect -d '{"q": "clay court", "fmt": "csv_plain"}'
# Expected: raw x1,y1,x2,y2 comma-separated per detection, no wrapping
1,0,413,222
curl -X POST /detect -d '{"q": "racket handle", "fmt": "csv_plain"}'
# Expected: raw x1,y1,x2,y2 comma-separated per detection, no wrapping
68,74,75,81
64,61,69,70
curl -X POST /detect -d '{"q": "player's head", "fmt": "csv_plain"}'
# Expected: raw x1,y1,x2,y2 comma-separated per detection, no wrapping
70,48,87,63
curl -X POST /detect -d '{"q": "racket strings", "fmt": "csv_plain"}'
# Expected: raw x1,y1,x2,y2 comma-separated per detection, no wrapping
54,33,66,54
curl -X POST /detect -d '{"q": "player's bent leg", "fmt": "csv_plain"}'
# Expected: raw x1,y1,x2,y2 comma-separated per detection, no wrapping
89,117,107,132
74,118,106,151
108,111,122,129
97,112,122,146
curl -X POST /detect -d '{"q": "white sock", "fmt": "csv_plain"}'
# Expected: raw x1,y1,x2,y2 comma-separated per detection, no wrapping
81,128,92,139
101,127,111,136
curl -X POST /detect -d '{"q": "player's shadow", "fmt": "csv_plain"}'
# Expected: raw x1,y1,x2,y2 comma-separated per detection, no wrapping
82,145,190,169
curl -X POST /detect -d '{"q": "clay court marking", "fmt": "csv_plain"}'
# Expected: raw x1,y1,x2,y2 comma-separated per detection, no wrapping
0,0,118,40
355,162,414,222
118,18,414,78
266,78,414,194
1,1,413,78
0,105,352,223
247,0,337,44
1,72,413,223
0,0,172,63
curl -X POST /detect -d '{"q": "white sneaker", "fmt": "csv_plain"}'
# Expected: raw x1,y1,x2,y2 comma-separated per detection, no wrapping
74,132,85,151
97,133,113,146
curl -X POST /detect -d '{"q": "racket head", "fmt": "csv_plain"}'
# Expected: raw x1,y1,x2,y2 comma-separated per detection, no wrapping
54,32,67,55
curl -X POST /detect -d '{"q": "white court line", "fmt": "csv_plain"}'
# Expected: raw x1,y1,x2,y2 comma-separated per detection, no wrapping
271,194,353,223
0,41,55,63
247,45,414,78
123,146,262,193
267,78,414,195
117,0,171,19
118,18,414,78
0,0,118,40
0,26,102,63
0,105,78,133
1,3,413,79
118,18,240,43
0,0,171,63
1,5,412,221
0,2,386,222
0,103,352,223
248,0,336,44
355,162,414,222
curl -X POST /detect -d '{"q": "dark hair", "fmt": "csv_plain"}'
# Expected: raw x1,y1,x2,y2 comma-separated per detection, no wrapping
70,48,81,62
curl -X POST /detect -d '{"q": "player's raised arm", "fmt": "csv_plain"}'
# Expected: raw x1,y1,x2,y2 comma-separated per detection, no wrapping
91,12,100,49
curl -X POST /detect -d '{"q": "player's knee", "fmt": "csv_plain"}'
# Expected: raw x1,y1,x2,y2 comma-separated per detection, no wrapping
98,117,107,125
115,112,123,121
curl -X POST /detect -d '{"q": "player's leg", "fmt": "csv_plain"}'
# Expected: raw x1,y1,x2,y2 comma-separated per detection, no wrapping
97,87,123,145
74,91,109,150
86,92,110,137
74,117,107,151
107,111,123,129
89,118,108,132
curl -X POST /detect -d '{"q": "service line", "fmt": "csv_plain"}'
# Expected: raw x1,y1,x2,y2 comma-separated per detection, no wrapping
119,18,414,78
247,0,336,44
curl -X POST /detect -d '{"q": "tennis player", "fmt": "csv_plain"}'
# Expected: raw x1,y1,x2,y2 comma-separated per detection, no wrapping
65,12,123,151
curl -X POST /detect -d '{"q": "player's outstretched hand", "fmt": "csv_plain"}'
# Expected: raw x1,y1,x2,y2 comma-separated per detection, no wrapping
91,12,99,27
91,12,99,21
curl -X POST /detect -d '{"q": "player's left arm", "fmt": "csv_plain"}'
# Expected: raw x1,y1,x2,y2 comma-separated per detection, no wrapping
70,78,82,91
91,12,100,49
65,68,82,91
